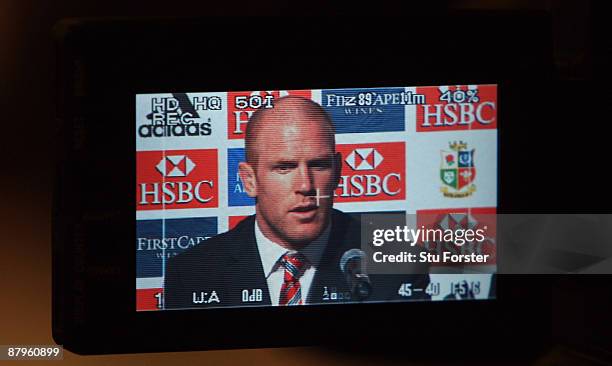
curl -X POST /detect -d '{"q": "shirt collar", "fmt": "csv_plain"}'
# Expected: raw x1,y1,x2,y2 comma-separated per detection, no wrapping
254,218,331,279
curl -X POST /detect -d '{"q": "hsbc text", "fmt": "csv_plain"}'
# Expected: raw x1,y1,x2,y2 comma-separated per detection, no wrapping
335,173,401,197
421,102,496,127
139,181,214,205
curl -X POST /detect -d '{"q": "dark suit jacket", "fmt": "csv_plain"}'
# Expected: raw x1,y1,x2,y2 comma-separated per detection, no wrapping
164,209,430,309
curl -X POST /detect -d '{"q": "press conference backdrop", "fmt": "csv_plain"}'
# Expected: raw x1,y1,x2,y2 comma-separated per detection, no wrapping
135,85,498,311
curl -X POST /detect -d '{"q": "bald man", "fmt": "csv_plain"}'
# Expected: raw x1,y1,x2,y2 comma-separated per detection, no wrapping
164,96,430,309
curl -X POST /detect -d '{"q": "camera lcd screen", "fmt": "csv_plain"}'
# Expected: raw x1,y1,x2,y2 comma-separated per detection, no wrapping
135,85,498,311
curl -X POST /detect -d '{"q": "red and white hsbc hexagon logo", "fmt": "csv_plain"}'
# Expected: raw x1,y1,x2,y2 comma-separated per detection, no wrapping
137,149,218,210
227,90,312,139
416,84,497,132
334,142,405,202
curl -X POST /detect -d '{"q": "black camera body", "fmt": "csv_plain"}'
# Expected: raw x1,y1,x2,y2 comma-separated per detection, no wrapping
53,15,553,355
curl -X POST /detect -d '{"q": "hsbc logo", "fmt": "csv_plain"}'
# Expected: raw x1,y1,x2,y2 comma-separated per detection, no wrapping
416,84,497,132
136,149,219,210
335,142,405,202
345,148,384,171
156,155,196,177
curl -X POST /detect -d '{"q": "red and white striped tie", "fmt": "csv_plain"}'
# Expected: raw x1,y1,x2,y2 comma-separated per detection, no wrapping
278,252,308,306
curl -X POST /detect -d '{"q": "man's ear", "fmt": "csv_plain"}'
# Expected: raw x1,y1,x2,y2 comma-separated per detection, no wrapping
332,151,342,190
238,162,257,197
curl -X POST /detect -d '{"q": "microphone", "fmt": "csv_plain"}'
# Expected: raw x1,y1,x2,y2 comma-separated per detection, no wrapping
340,249,372,300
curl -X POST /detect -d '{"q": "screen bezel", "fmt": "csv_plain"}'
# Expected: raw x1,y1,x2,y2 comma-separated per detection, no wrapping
53,14,553,354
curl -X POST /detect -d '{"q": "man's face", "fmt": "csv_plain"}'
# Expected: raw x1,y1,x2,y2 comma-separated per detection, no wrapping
240,115,340,249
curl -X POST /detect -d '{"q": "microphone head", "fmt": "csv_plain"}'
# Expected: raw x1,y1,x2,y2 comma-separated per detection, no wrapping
340,249,371,300
340,248,366,274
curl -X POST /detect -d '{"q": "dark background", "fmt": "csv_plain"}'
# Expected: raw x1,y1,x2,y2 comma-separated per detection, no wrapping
1,0,608,364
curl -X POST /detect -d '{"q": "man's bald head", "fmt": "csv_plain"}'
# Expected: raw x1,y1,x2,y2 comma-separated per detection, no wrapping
245,96,336,168
238,95,341,249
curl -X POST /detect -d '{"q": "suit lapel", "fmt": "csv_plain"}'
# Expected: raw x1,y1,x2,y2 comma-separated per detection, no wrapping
225,216,272,306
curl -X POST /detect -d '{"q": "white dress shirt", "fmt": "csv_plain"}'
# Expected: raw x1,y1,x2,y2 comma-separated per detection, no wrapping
254,220,330,305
